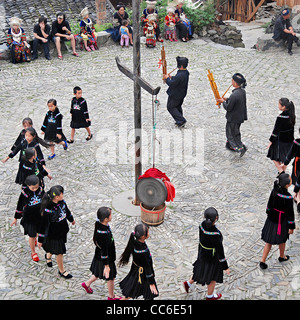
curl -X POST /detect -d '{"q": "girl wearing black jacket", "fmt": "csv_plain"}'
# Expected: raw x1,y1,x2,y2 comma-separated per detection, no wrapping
267,98,295,172
11,175,44,262
183,207,230,300
2,127,52,184
38,185,75,278
81,207,121,300
119,223,159,300
260,172,295,269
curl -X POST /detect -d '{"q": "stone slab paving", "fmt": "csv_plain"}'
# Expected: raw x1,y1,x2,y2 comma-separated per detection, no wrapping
0,30,300,301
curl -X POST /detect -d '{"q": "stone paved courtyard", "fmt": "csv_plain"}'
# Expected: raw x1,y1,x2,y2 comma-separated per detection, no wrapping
0,25,300,301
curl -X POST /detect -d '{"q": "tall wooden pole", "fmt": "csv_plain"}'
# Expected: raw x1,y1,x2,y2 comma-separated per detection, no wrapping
95,0,107,25
132,0,142,205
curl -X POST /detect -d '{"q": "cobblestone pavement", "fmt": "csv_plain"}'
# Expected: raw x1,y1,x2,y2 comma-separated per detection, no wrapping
0,27,300,301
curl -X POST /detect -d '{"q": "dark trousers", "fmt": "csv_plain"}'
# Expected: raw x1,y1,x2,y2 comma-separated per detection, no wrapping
32,38,50,59
167,96,186,125
279,32,299,50
226,121,243,151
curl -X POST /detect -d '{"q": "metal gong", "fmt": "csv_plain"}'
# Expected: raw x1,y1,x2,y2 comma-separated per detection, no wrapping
136,177,168,208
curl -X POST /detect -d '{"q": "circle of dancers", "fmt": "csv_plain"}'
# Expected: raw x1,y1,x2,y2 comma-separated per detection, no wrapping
2,6,298,299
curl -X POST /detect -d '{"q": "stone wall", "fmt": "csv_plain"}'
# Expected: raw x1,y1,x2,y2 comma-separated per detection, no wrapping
199,24,245,48
0,0,115,44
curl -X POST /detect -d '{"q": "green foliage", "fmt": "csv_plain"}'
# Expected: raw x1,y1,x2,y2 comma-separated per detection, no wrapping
182,0,216,33
94,23,113,32
69,20,81,35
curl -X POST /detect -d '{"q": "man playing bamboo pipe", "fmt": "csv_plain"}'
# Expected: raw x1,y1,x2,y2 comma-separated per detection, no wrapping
216,73,248,157
162,56,189,128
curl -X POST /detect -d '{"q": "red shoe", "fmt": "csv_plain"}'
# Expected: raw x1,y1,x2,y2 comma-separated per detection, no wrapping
183,281,189,293
206,293,222,300
81,282,93,294
31,252,39,262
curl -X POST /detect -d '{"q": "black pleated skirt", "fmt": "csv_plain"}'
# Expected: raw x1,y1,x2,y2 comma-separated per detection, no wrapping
42,237,67,255
261,217,289,244
20,219,40,238
267,140,293,163
192,258,223,286
119,264,159,300
70,120,91,129
90,257,117,280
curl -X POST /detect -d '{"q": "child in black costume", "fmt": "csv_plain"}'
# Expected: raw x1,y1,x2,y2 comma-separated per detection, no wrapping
68,86,92,143
38,185,75,279
21,147,52,189
41,99,68,160
119,223,159,300
183,207,230,300
11,175,44,262
2,127,52,184
81,207,121,299
282,127,300,185
260,172,295,269
267,98,295,173
11,117,33,151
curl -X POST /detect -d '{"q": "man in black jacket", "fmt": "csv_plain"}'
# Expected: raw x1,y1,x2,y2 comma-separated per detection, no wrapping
163,56,189,128
273,9,300,55
217,73,248,157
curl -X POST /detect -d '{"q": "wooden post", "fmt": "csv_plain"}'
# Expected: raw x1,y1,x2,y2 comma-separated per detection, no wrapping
95,0,107,25
246,0,265,22
132,0,142,205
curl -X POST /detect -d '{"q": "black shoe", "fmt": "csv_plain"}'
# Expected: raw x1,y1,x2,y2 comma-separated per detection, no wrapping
45,254,52,267
240,146,247,157
176,120,187,128
31,56,38,61
278,255,289,262
288,50,293,55
225,142,235,151
259,261,268,269
59,270,73,279
297,40,300,47
45,56,51,60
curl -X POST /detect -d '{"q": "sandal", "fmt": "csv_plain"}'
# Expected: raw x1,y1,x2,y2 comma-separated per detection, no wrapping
59,270,73,279
72,52,79,57
86,134,93,141
58,55,63,60
81,282,93,294
67,139,74,144
45,254,52,267
31,252,39,262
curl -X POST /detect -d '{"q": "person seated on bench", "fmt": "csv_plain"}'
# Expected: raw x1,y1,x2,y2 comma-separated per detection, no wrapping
32,16,51,60
273,9,300,55
51,12,79,60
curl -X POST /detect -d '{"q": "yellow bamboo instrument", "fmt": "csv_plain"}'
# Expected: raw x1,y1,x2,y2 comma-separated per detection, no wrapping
207,69,232,108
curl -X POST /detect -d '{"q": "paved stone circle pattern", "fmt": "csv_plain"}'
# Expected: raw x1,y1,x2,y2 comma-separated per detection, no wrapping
0,32,300,300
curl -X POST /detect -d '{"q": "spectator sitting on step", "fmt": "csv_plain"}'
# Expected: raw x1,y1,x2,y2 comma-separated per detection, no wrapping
273,9,300,55
78,7,98,52
32,16,51,61
51,12,79,60
7,17,31,63
106,3,133,45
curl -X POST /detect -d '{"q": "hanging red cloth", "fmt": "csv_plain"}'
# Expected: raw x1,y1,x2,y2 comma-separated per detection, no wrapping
138,168,175,202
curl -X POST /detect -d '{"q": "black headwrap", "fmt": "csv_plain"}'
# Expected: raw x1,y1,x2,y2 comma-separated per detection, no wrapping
176,56,188,68
232,73,247,88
